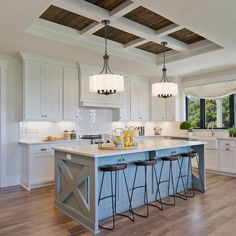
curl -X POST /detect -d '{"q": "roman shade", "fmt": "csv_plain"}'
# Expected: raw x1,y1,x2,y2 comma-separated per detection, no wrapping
183,80,236,99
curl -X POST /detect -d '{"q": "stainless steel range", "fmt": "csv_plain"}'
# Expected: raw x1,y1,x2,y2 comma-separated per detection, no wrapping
79,135,103,144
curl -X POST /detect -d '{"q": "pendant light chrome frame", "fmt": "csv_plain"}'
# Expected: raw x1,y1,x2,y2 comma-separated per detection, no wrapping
89,20,124,96
152,42,178,98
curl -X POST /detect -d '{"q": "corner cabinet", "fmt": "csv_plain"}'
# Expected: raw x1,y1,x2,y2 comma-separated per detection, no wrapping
130,79,149,121
19,53,79,121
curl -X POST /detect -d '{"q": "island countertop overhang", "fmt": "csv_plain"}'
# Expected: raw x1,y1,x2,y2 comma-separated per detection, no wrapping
54,140,206,158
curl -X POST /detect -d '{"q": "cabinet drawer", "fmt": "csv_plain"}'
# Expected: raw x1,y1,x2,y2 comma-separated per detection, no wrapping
30,145,55,154
219,140,236,148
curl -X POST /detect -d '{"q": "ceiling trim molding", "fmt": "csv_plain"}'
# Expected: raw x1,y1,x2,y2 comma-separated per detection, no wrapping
52,0,189,51
26,19,158,65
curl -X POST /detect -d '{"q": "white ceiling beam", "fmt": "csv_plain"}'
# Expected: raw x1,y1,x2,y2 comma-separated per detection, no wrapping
26,19,158,65
156,24,184,37
53,0,189,52
110,1,139,17
80,22,103,35
124,38,148,48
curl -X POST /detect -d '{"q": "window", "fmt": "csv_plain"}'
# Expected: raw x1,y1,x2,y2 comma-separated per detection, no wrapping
186,95,235,129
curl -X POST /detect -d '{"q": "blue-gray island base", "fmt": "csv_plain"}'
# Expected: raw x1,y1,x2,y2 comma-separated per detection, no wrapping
54,139,206,234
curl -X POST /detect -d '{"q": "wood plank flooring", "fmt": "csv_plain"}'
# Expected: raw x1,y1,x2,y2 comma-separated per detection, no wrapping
1,173,236,236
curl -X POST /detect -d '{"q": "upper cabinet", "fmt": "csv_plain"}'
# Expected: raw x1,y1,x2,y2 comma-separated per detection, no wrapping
63,66,79,120
130,78,149,121
20,53,79,121
151,96,176,121
79,64,122,108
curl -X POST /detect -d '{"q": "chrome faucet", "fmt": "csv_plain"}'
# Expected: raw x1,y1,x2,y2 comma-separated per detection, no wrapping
207,122,215,136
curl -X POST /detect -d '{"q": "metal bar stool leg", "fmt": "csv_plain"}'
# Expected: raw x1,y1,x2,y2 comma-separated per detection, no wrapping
114,170,135,222
195,154,205,193
175,158,187,200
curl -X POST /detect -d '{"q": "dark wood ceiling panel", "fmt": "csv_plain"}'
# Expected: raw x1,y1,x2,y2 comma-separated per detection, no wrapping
124,6,173,30
94,26,139,44
168,28,205,44
40,5,96,31
84,0,128,11
136,41,171,55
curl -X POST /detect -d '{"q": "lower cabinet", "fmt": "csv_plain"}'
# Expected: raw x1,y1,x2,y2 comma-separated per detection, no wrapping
219,147,236,173
205,149,219,170
20,141,90,190
218,139,236,174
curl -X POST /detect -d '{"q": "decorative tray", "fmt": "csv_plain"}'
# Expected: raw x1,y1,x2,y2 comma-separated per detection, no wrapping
98,145,138,150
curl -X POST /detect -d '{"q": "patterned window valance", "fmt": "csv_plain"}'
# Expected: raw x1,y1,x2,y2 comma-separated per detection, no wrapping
183,80,236,99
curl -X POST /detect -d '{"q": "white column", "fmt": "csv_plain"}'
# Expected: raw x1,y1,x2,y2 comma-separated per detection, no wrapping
216,99,223,128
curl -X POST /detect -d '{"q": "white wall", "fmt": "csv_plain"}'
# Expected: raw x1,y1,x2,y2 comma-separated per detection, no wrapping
0,54,22,186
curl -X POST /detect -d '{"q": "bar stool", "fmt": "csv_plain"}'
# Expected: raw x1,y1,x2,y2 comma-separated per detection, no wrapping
98,163,134,230
176,151,204,198
130,159,163,218
156,154,187,206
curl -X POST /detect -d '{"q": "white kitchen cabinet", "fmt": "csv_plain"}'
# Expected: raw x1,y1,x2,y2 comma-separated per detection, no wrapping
79,65,122,108
43,63,62,120
205,149,219,170
151,96,176,121
219,140,236,174
23,60,62,120
63,66,79,120
119,77,130,121
130,79,149,121
165,97,176,121
151,97,166,121
20,140,90,190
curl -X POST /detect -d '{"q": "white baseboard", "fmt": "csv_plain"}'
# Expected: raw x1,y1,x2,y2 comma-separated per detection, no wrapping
4,175,20,187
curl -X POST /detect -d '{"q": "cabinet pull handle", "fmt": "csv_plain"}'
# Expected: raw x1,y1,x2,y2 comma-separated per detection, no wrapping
40,148,47,151
225,148,230,151
45,115,48,117
225,143,230,146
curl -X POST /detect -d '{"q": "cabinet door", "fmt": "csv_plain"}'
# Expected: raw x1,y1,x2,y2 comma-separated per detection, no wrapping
219,147,236,173
151,97,166,121
130,79,149,121
119,77,130,121
205,149,218,170
165,97,176,121
63,66,79,120
31,152,54,185
43,63,62,120
24,61,43,120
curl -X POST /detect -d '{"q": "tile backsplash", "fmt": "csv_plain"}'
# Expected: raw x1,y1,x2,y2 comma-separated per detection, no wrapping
19,108,113,141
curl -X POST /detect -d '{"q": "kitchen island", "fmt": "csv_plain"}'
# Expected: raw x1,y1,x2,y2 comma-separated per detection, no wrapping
54,139,206,234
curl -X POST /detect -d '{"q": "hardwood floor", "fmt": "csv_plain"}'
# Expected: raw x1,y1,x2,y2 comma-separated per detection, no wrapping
1,173,236,236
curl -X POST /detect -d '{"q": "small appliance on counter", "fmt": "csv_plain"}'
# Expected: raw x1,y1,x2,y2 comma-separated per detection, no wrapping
154,127,162,135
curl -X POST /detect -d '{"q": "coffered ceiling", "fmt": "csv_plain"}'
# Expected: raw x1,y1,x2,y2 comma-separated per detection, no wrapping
1,0,236,78
31,0,222,65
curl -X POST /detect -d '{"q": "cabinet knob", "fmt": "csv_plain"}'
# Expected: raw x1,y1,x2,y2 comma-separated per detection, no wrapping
41,115,44,117
75,115,78,118
45,115,48,117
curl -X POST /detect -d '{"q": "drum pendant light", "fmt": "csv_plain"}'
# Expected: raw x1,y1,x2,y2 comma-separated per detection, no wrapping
89,20,124,95
152,42,178,98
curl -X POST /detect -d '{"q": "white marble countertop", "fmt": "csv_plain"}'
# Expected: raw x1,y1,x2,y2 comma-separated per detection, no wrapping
54,139,206,158
18,139,91,145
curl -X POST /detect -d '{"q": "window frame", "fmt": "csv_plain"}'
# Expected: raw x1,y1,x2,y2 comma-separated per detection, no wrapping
186,94,235,129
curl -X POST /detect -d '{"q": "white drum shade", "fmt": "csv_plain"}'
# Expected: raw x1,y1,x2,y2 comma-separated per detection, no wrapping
89,74,124,92
152,82,178,97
